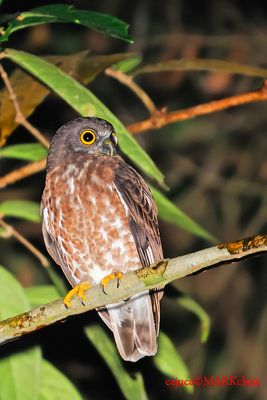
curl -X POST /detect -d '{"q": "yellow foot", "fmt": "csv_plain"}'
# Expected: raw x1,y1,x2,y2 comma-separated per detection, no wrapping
64,282,91,308
100,272,124,294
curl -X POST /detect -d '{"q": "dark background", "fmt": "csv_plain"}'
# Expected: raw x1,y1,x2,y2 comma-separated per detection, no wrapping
1,1,267,399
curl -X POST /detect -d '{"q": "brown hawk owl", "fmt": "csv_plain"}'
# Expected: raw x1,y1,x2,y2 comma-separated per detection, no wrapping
41,117,163,362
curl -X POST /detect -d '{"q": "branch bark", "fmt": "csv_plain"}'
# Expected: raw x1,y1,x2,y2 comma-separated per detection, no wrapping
0,159,46,189
0,233,266,345
127,81,267,134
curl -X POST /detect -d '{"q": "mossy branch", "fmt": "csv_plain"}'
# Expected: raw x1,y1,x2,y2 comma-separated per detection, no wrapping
0,233,266,345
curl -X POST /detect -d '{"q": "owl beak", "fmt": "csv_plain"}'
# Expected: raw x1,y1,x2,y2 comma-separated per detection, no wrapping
103,139,114,156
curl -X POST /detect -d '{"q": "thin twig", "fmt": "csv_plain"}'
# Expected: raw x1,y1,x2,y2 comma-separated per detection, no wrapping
0,159,46,189
0,233,266,344
105,67,158,115
0,64,49,148
127,81,267,134
0,217,50,268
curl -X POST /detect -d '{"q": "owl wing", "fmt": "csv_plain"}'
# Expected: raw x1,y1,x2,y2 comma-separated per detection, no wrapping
114,160,163,265
113,159,164,334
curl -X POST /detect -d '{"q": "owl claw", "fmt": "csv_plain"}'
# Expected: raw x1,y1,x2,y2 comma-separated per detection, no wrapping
100,272,124,295
64,282,91,308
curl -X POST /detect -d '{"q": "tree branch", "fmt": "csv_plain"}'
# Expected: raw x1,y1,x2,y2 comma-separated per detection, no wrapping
0,217,50,268
105,67,158,115
0,64,49,148
127,81,267,134
0,159,46,189
0,233,266,345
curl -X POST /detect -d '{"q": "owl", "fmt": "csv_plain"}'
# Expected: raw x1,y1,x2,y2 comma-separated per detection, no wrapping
41,117,163,361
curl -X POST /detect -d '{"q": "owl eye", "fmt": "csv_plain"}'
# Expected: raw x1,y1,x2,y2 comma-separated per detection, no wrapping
80,129,97,145
110,132,118,146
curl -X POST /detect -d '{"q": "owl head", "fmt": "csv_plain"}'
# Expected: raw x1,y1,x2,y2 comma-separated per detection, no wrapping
47,117,118,169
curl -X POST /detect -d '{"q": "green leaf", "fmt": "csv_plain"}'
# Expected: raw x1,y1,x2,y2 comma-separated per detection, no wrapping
0,200,41,222
154,332,193,394
0,349,42,400
0,4,133,43
112,54,142,73
150,186,216,242
40,359,82,400
85,325,148,400
0,266,42,400
4,49,164,184
177,294,211,343
0,143,47,161
0,52,136,146
133,58,267,79
25,285,60,308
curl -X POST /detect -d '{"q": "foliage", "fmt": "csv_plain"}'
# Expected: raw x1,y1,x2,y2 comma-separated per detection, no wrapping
0,4,133,43
0,267,82,400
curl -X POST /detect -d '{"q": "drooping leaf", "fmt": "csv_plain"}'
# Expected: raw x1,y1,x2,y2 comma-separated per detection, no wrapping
177,294,211,343
0,200,41,222
133,58,267,79
0,4,133,43
0,143,47,161
151,186,216,242
4,49,164,184
0,266,42,400
25,285,60,308
0,51,135,146
154,332,193,394
85,325,148,400
40,359,82,400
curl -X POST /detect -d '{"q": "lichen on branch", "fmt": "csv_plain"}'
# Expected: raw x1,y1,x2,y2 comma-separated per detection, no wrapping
0,233,266,345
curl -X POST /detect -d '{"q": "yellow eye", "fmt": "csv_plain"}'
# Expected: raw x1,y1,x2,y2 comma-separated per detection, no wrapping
80,129,96,145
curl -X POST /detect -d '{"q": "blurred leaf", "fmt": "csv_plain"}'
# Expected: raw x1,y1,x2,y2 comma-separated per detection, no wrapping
85,325,148,400
0,4,133,43
133,58,267,79
177,294,211,343
0,200,41,222
0,266,42,400
112,54,142,73
40,359,82,400
154,332,193,394
151,186,216,242
0,227,9,237
5,49,164,184
0,349,42,400
0,143,47,161
0,265,30,319
25,285,60,307
0,51,135,146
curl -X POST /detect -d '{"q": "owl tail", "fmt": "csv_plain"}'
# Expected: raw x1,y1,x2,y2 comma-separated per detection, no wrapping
98,290,158,362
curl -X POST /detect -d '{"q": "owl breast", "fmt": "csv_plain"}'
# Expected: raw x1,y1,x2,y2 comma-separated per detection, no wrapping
42,155,142,287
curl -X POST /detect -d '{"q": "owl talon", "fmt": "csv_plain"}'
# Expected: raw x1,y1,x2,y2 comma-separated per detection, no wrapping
64,282,91,308
100,272,124,295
